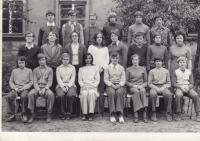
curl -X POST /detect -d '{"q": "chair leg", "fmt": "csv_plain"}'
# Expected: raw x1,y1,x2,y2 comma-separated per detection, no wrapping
172,96,175,119
79,99,82,118
102,96,105,117
187,98,191,115
190,100,193,119
125,97,128,117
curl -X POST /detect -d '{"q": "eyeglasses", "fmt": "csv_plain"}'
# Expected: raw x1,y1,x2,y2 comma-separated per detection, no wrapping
72,35,78,37
26,36,33,38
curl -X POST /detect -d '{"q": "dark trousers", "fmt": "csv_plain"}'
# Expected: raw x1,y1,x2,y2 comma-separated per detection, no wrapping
106,86,125,114
28,88,55,113
149,88,172,113
129,87,147,113
175,88,199,113
56,87,77,114
74,65,80,94
6,90,28,115
51,68,57,93
98,71,105,113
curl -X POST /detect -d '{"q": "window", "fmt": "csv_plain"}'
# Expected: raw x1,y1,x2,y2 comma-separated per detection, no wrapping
2,0,27,37
58,0,87,28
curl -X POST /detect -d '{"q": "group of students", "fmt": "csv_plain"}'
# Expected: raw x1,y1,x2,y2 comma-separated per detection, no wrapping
5,9,200,124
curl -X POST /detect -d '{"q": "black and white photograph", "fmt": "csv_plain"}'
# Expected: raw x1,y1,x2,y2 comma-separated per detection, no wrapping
1,0,200,140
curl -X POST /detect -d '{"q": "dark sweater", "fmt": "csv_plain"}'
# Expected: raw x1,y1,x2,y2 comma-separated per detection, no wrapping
18,44,40,70
102,23,123,45
127,44,148,67
63,43,87,68
38,25,63,47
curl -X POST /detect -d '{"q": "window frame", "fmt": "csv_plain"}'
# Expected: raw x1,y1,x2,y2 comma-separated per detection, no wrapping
56,0,88,28
2,0,27,38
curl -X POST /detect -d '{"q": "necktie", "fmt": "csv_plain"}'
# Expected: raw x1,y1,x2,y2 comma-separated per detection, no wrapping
71,22,74,31
50,26,53,31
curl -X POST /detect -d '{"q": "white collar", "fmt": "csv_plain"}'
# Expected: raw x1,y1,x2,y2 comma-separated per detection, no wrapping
25,43,34,49
110,63,120,71
69,21,76,26
111,40,120,46
89,24,96,27
47,22,55,26
60,64,73,68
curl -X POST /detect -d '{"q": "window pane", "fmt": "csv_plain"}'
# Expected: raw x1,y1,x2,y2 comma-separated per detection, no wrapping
75,5,86,19
3,20,9,33
61,5,72,18
11,20,23,33
61,20,69,27
78,20,85,27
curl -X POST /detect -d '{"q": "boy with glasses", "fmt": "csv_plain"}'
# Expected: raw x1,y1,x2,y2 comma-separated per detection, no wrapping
18,31,40,70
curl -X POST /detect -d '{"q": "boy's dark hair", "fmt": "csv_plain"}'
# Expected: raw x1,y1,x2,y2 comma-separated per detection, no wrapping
174,30,186,43
47,31,58,38
154,13,163,21
25,31,35,37
153,32,161,39
93,31,106,47
61,53,71,60
134,11,143,17
16,56,26,68
110,29,120,38
46,10,55,17
154,56,163,62
131,54,140,60
83,53,94,66
135,32,144,38
110,52,119,58
37,53,47,61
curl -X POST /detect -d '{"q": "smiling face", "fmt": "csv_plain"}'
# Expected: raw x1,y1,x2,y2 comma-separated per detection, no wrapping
25,33,34,43
109,16,117,24
47,32,57,42
46,14,55,22
96,33,103,44
18,60,26,69
62,56,70,66
176,35,184,45
111,33,118,42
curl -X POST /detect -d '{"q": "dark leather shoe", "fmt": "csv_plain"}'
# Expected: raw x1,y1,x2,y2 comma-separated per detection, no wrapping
166,112,172,122
151,112,157,122
88,114,93,121
22,114,28,123
6,115,16,122
82,115,86,121
47,113,51,123
196,113,200,122
66,114,71,120
60,114,65,120
28,112,35,123
143,117,148,123
134,112,138,123
176,113,181,121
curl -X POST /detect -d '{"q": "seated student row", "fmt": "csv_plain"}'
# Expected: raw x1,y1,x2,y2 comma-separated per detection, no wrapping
6,51,200,124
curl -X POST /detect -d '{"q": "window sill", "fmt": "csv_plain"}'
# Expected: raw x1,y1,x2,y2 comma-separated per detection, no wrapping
2,34,25,41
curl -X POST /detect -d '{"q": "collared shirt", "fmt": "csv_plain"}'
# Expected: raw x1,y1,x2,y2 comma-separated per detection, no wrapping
25,43,34,50
89,24,97,27
47,22,55,26
110,63,120,71
69,21,76,26
111,40,120,46
150,25,171,48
